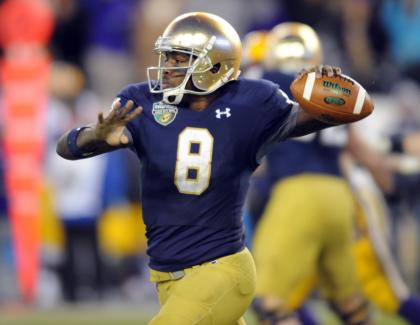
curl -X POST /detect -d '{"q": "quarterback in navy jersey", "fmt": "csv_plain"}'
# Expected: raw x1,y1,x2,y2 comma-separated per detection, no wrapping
57,12,367,325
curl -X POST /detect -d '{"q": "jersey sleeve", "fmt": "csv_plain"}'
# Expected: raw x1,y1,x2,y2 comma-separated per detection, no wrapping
250,85,299,164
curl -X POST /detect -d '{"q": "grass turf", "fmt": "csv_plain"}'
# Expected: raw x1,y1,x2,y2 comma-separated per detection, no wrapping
0,302,409,325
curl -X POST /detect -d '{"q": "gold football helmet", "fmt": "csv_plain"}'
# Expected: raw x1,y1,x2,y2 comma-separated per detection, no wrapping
147,12,242,104
242,30,268,66
263,22,323,74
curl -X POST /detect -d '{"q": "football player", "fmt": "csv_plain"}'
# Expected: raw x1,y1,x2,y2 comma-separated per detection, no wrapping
56,12,369,325
342,150,420,325
246,24,372,325
243,22,420,325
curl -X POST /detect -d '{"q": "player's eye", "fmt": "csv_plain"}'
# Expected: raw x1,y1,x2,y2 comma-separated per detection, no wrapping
175,56,188,64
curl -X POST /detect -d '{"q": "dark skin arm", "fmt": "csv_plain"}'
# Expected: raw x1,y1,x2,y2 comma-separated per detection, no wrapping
289,109,332,137
56,99,143,160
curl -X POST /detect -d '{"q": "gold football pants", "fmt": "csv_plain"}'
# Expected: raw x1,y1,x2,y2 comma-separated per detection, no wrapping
149,248,256,325
253,174,361,308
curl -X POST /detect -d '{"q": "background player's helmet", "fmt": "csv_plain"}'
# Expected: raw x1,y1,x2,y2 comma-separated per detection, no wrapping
147,12,242,104
242,31,268,67
263,22,323,74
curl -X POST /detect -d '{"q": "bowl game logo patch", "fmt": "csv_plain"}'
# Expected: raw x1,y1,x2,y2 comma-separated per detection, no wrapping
152,102,178,126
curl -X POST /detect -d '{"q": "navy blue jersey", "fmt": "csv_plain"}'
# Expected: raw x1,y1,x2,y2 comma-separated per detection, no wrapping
248,130,346,224
116,78,297,271
262,70,295,98
266,132,345,181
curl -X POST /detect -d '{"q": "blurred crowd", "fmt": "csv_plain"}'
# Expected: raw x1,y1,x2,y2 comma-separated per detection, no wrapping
0,0,420,319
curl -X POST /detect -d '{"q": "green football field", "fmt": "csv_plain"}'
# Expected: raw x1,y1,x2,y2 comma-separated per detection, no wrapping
0,302,408,325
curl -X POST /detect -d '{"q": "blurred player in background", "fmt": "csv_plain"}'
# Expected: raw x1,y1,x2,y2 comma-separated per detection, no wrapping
341,145,420,325
55,12,369,325
243,22,420,325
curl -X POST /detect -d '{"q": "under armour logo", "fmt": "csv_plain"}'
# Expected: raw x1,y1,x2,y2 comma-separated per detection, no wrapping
215,108,231,119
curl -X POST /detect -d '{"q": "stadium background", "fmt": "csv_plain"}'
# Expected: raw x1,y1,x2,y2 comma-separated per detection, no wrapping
0,0,419,324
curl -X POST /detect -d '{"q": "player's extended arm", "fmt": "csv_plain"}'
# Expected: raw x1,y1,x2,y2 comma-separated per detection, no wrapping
289,108,333,137
56,99,143,160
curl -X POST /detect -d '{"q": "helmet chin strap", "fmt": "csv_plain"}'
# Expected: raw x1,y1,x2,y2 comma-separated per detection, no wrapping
162,72,191,105
163,90,184,105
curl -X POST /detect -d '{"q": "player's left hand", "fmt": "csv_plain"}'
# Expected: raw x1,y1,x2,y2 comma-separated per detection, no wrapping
95,99,142,146
297,65,342,79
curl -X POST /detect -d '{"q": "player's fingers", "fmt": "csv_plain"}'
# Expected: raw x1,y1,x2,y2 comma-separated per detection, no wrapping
107,99,121,120
125,106,143,122
112,99,122,110
120,100,134,116
98,112,104,124
324,65,334,77
315,65,323,78
333,66,342,76
296,68,309,79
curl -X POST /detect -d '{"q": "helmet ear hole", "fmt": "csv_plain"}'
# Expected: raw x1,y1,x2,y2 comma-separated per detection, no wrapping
210,63,221,74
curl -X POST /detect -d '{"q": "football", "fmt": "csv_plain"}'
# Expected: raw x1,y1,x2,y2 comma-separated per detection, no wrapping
290,72,374,124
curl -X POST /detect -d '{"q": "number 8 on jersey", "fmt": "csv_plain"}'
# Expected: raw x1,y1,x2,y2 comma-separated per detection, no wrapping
175,127,214,195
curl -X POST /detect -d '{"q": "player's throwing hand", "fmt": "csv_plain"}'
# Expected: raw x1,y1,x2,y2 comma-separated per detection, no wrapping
297,64,342,79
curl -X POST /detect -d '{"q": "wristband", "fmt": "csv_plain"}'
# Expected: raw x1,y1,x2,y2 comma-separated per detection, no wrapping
390,134,404,153
67,127,93,158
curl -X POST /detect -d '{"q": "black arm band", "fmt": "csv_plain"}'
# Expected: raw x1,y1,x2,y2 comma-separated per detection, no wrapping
390,134,404,153
67,127,93,158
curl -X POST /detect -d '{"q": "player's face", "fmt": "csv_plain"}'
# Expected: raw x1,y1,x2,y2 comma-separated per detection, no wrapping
162,52,191,89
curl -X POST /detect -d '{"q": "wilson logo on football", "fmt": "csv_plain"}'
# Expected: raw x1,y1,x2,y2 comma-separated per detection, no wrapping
323,81,351,95
324,96,345,106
